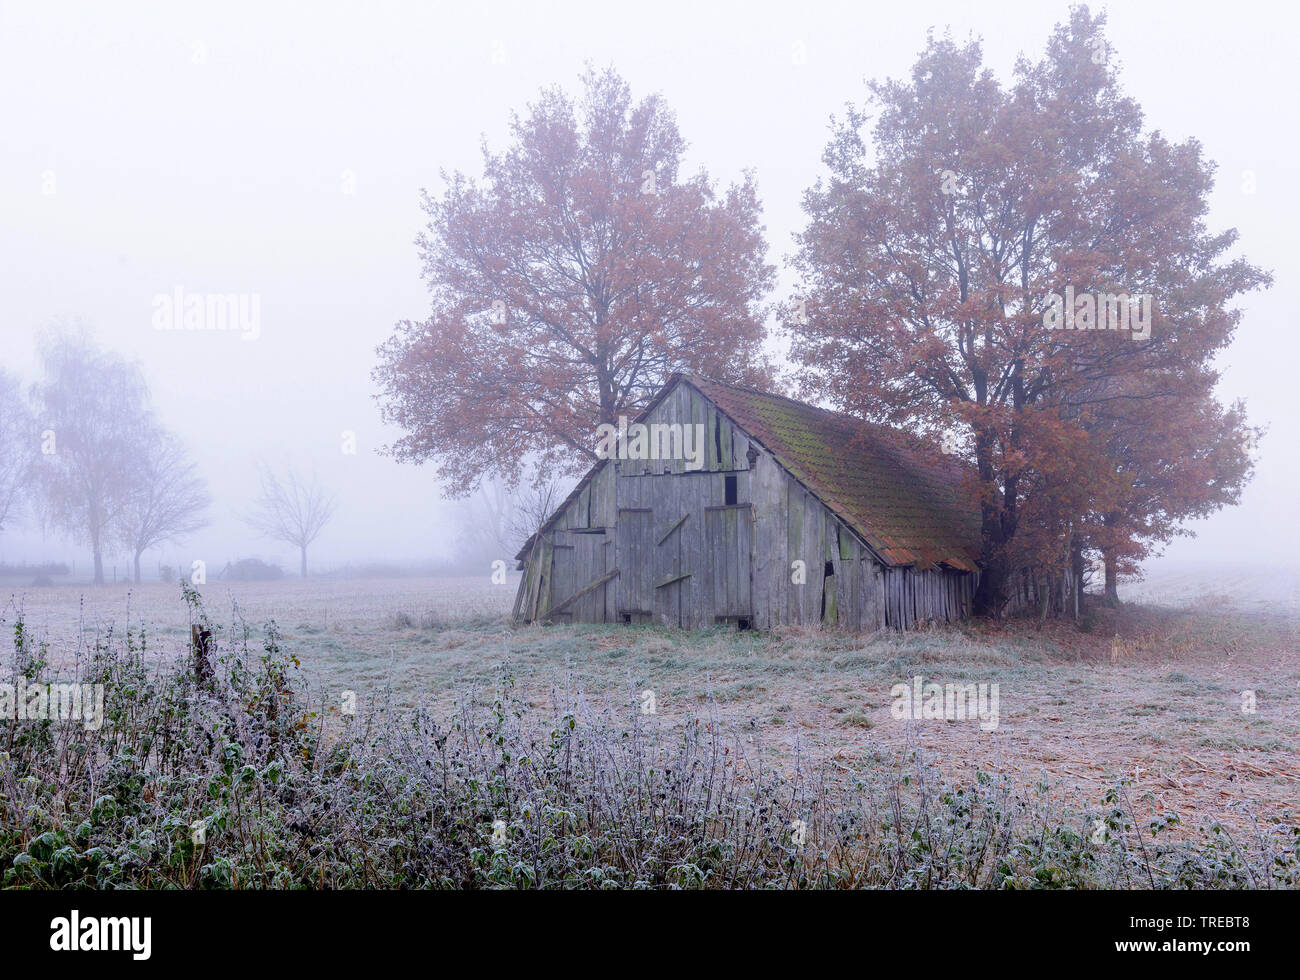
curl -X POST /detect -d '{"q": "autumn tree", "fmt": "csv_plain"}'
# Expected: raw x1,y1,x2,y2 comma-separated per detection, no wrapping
374,66,775,495
788,7,1269,615
242,464,337,578
995,402,1121,621
0,369,37,538
119,429,211,583
1081,375,1257,605
32,328,153,584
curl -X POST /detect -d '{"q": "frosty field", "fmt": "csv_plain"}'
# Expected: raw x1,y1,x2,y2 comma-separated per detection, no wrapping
6,564,1298,843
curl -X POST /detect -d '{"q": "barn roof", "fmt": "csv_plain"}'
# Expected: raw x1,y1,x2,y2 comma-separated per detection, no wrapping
515,374,982,572
683,377,981,572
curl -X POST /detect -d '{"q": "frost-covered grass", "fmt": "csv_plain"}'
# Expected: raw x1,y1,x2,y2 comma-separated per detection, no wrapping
1,584,1295,889
3,572,1299,887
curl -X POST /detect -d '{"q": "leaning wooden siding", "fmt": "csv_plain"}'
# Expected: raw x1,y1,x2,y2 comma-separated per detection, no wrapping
513,378,975,631
877,565,973,630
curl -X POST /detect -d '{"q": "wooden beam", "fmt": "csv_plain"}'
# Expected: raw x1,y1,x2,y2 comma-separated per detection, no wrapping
530,538,552,619
546,568,620,618
510,563,527,621
656,512,689,545
655,572,693,590
519,537,545,621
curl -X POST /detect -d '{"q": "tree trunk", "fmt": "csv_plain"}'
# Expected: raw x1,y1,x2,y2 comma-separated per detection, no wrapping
300,546,308,579
1070,536,1085,624
92,541,104,585
1103,550,1121,607
973,546,1008,617
133,551,143,584
972,432,1014,618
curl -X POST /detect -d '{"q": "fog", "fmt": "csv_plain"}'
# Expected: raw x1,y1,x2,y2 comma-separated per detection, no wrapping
1,0,1295,577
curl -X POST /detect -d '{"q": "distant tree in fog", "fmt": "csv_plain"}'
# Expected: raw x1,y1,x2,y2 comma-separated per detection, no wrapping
120,430,211,583
456,473,571,569
31,328,151,584
0,369,38,536
455,477,514,566
507,478,568,555
242,464,336,578
374,66,775,495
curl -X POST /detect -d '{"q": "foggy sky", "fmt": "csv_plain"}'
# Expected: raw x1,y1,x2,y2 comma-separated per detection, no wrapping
1,0,1295,575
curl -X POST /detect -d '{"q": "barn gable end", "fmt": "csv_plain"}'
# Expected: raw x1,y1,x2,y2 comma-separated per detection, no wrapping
513,375,979,630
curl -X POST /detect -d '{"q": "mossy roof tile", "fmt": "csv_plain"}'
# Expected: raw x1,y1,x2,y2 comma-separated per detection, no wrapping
686,377,981,571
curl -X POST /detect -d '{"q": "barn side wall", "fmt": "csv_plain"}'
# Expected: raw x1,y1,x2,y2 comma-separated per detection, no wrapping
513,381,974,631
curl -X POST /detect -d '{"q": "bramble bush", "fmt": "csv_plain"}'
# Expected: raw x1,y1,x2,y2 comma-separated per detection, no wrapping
1,586,1295,889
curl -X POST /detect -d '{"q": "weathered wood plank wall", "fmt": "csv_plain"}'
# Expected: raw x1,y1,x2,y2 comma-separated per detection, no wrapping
513,380,974,631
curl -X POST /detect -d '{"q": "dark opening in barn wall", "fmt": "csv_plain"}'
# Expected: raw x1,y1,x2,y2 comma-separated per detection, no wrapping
821,560,835,624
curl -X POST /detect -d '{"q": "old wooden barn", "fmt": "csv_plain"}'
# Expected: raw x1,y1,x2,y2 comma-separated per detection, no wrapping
512,375,983,631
